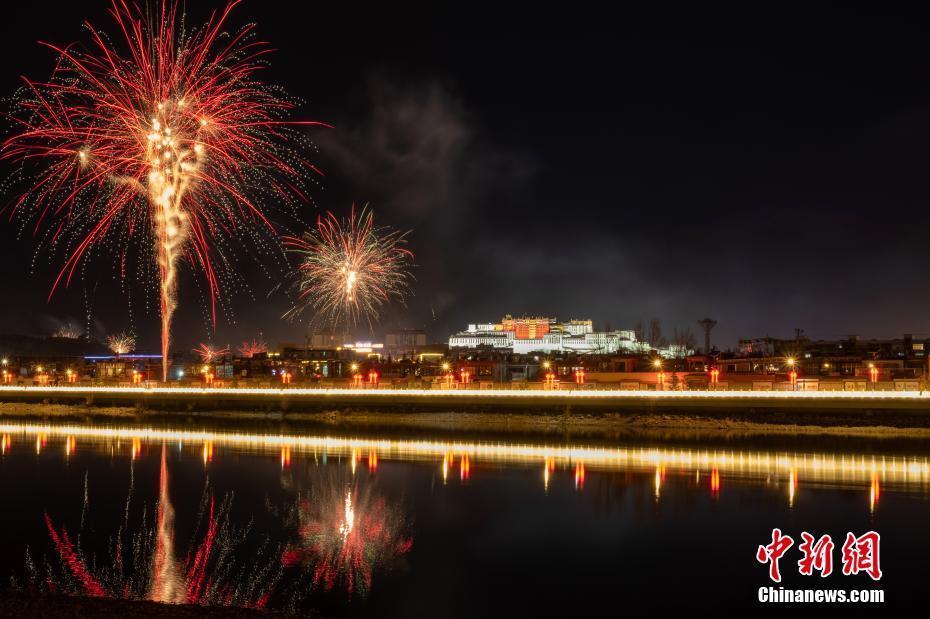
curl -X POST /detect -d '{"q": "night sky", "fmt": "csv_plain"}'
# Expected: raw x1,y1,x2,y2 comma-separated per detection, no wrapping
2,2,930,352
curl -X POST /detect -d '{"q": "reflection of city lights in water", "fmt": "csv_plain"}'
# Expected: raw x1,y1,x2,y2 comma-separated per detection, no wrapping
3,423,927,493
789,469,798,507
442,451,453,484
368,450,378,472
574,462,586,490
710,467,720,498
1,433,10,454
65,435,76,457
281,446,292,469
131,437,142,460
202,441,214,465
870,473,881,513
27,444,283,609
654,464,666,500
35,433,47,455
460,454,471,481
282,473,412,598
543,457,556,491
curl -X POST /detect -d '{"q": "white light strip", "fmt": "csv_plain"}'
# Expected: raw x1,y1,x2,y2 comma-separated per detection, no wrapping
2,385,930,401
2,422,928,486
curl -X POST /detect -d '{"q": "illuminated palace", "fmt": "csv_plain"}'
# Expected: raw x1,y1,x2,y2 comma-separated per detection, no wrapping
448,315,645,355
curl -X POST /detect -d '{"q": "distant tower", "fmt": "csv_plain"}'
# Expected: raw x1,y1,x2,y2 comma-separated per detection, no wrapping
697,318,717,353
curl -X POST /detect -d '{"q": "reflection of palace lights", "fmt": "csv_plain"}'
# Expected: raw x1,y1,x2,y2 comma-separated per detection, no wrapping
1,423,928,493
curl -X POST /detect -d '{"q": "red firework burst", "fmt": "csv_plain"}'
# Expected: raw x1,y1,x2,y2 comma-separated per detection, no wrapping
193,343,230,364
237,337,267,358
2,0,326,381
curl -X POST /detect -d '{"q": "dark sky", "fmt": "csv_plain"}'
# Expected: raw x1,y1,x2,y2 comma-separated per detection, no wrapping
2,2,930,352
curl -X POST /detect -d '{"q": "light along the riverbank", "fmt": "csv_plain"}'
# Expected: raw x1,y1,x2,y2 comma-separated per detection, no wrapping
1,422,928,488
2,384,930,400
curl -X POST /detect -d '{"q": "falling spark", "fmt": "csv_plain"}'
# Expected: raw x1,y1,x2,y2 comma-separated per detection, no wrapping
2,1,324,382
284,205,414,328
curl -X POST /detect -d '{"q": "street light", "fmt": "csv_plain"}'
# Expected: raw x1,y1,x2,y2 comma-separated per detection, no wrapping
786,357,796,367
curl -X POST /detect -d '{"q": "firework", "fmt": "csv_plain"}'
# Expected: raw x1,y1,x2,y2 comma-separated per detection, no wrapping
106,331,136,355
52,323,82,339
3,1,324,382
237,337,268,358
193,343,230,364
285,206,414,328
26,445,284,609
282,472,412,597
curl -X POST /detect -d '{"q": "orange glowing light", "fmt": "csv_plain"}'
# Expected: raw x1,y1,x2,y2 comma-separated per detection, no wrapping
574,368,585,385
459,454,470,481
368,450,378,471
368,370,379,385
131,437,142,460
574,461,585,490
544,372,557,390
459,369,471,385
202,441,214,464
281,446,291,469
710,466,720,497
870,473,880,512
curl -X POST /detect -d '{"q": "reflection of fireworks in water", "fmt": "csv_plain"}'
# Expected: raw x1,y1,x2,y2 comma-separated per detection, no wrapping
283,473,412,597
284,206,414,328
106,332,136,355
24,445,282,609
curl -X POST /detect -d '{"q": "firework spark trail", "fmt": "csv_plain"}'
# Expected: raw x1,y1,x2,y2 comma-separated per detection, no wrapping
285,205,414,329
2,1,325,381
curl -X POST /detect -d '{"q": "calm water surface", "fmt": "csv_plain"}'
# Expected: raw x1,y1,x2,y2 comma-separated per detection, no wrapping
0,420,927,614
